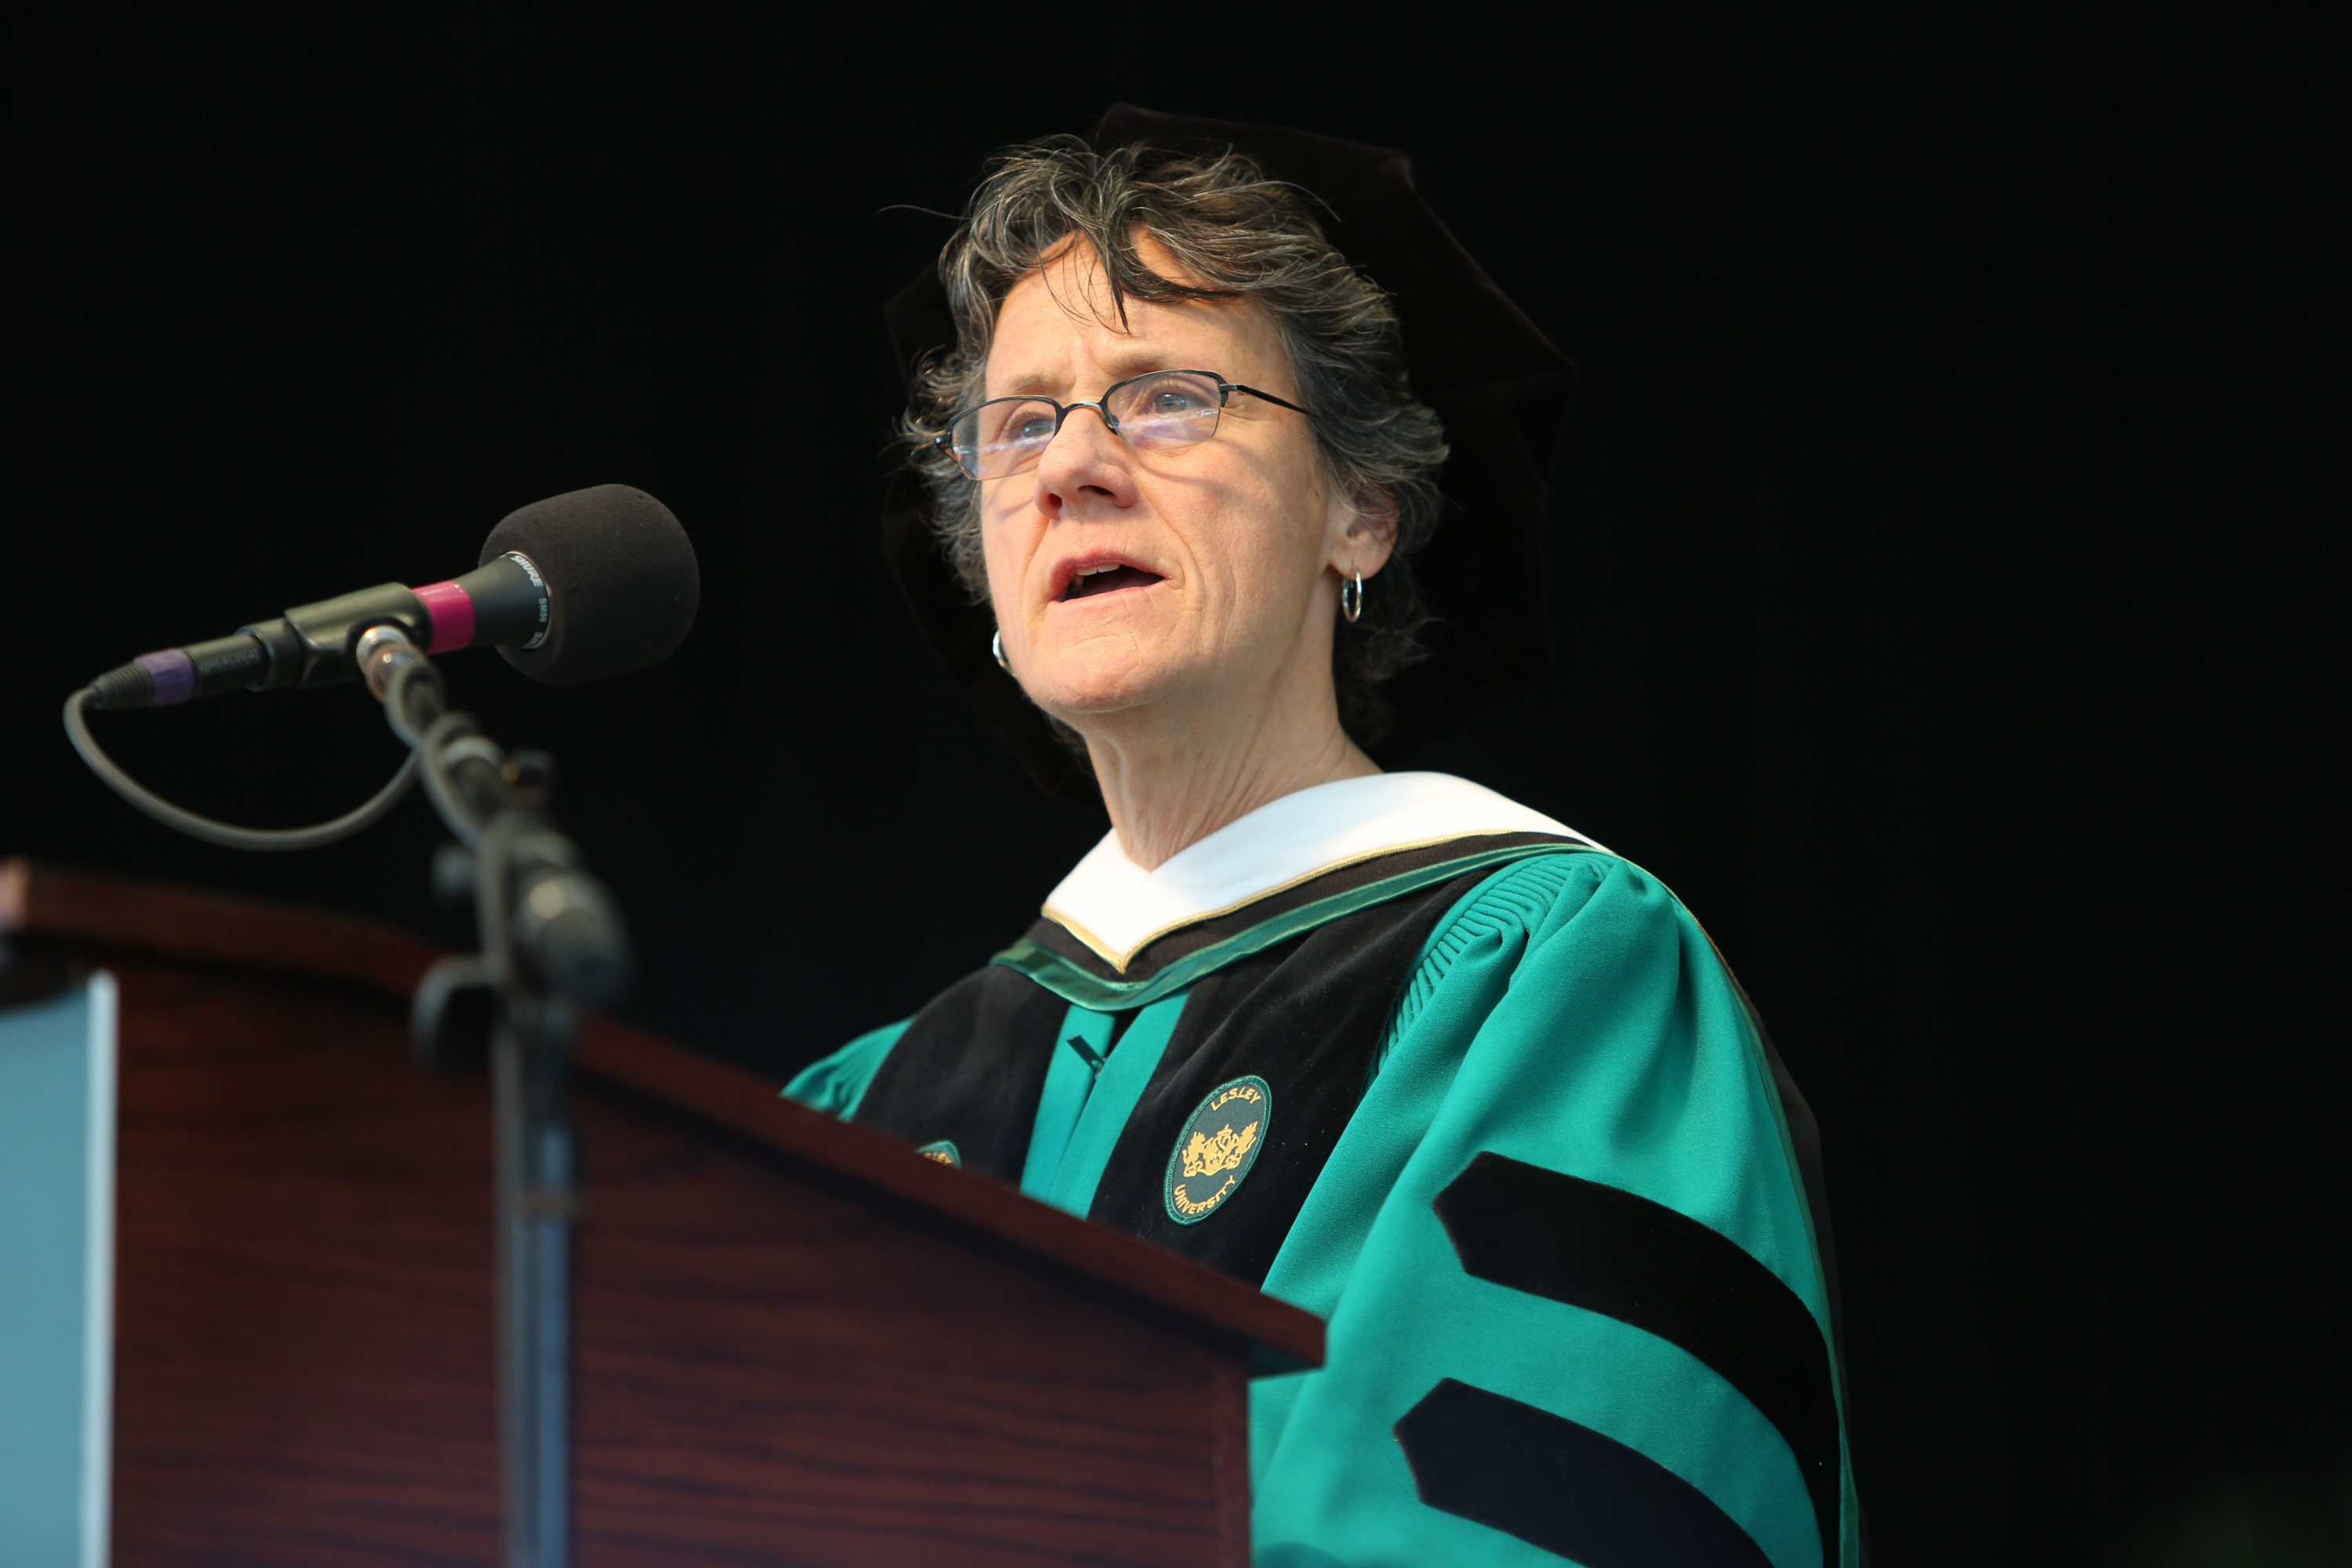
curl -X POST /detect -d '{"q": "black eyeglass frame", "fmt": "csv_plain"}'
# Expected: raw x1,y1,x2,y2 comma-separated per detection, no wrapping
931,370,1313,481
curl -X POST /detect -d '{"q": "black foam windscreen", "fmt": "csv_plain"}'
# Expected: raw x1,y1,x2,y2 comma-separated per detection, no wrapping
478,485,699,685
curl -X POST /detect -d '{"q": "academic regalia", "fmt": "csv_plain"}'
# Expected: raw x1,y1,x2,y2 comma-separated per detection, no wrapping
789,773,1860,1568
837,103,1861,1565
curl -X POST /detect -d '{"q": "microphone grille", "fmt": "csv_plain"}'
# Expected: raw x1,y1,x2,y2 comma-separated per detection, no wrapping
479,485,699,685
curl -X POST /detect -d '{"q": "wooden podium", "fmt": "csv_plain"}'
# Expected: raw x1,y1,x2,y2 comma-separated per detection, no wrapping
0,859,1323,1567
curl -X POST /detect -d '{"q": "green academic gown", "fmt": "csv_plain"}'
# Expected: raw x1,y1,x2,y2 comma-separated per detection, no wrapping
788,834,1860,1568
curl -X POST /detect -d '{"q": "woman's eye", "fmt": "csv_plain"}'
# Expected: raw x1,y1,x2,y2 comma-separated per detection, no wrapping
1149,387,1207,413
985,407,1056,446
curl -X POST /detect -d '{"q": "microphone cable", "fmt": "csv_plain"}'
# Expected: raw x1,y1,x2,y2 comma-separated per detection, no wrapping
63,685,420,852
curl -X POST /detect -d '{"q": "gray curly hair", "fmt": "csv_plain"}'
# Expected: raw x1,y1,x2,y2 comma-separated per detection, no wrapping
901,136,1450,746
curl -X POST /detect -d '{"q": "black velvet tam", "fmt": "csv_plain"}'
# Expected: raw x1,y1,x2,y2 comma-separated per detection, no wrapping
880,104,1577,806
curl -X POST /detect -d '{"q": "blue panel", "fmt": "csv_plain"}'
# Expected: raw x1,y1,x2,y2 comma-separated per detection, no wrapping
0,975,116,1568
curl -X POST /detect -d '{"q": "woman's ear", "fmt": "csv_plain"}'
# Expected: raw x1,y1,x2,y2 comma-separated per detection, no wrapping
1330,488,1400,581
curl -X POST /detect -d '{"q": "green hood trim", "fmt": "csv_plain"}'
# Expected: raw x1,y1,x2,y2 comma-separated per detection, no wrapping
993,840,1599,1011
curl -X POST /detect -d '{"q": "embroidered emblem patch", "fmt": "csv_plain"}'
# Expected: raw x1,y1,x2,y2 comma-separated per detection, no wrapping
1164,1076,1272,1225
913,1141,960,1167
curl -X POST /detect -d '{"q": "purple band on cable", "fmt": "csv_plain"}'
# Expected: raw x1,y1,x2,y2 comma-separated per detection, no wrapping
136,648,196,706
415,580,475,653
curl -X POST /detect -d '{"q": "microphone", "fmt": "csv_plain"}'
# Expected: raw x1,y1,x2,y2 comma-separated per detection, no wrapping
84,484,698,710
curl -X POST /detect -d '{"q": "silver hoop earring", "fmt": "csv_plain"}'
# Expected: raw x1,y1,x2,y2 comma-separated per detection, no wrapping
1339,571,1365,624
992,629,1010,671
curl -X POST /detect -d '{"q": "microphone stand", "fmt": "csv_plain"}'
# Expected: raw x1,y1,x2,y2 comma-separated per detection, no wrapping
361,625,626,1568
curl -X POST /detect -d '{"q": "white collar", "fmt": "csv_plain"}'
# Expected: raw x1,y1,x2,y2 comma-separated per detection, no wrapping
1040,771,1602,970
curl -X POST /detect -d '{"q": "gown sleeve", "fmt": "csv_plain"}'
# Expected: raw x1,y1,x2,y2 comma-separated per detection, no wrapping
1250,854,1858,1568
780,1015,912,1118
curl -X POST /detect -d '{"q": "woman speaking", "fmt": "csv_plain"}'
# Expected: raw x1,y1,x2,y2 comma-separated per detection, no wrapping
792,107,1860,1568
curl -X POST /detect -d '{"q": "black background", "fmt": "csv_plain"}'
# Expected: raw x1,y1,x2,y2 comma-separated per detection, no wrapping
6,5,2343,1563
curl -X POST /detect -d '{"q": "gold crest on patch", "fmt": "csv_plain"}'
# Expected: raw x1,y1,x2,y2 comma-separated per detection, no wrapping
1164,1076,1272,1225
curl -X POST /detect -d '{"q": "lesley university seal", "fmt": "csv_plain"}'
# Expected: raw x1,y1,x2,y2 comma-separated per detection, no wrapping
1164,1076,1272,1225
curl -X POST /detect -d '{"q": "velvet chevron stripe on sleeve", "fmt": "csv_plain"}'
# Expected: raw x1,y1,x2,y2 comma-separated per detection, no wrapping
1393,1377,1774,1567
1432,1152,1841,1566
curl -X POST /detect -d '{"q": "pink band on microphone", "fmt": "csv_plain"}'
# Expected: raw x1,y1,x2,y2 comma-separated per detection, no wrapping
415,580,475,653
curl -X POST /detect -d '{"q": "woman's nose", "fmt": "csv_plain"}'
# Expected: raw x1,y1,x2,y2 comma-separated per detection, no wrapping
1033,405,1137,515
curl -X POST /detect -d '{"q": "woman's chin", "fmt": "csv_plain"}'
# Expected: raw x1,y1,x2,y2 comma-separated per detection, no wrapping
1022,652,1192,727
1029,676,1159,724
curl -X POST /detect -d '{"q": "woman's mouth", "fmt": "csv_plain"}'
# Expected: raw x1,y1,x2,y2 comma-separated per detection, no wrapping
1059,564,1163,601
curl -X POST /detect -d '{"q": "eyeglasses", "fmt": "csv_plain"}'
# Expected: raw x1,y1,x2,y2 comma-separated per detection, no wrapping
933,368,1312,481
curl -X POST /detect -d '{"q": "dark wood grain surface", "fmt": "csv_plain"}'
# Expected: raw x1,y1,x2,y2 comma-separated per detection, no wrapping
105,956,502,1566
2,860,1314,1566
571,1073,1254,1566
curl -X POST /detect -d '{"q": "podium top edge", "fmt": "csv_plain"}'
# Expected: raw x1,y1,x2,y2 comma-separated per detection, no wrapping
0,856,1328,1370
